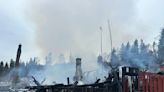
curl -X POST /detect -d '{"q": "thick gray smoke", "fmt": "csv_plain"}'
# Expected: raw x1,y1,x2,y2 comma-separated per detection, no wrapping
0,0,164,63
109,39,159,72
26,0,163,63
22,0,164,84
0,0,164,65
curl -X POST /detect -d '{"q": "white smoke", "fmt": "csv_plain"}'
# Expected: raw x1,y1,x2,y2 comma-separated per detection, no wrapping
1,0,164,88
109,39,159,72
25,0,162,63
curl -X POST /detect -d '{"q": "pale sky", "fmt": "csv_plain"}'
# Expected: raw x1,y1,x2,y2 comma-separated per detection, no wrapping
0,0,163,63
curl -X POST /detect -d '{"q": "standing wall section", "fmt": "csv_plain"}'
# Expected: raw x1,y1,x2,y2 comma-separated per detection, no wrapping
138,72,164,92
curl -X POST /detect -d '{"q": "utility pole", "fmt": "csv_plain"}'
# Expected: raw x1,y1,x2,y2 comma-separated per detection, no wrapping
100,26,103,55
107,20,113,52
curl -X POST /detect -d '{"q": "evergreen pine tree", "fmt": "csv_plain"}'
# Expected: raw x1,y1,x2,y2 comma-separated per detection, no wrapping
140,39,149,68
4,63,9,75
158,29,164,64
140,39,147,53
129,39,139,67
45,52,52,65
126,42,130,50
111,48,120,67
131,39,139,54
119,42,131,65
59,54,65,64
10,59,15,69
5,63,9,69
120,44,126,62
0,61,4,76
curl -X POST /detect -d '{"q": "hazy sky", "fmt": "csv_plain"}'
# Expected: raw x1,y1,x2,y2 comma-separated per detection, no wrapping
0,0,163,63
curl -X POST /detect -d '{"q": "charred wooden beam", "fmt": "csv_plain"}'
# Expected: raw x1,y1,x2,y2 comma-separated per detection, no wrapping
15,44,21,67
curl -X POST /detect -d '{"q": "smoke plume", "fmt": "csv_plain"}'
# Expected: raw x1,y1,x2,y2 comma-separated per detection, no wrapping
26,0,163,63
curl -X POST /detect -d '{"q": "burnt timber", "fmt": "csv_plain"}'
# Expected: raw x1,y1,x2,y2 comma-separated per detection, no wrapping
26,66,164,92
26,81,119,92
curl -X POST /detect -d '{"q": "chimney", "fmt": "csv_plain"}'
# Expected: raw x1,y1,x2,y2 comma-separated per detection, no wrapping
15,44,21,67
67,77,70,85
73,58,83,82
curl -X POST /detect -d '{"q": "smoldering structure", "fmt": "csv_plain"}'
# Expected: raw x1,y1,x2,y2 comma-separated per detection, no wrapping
2,30,164,92
73,58,83,82
26,65,164,92
25,62,164,92
25,29,164,92
1,45,164,92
